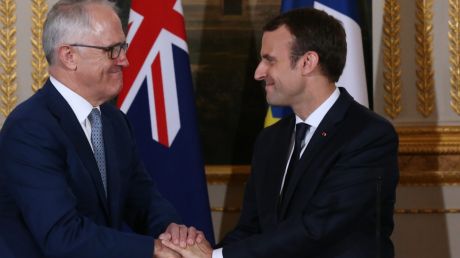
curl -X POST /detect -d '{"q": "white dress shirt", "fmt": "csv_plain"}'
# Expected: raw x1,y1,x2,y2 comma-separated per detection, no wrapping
212,87,340,258
50,76,99,151
279,87,340,193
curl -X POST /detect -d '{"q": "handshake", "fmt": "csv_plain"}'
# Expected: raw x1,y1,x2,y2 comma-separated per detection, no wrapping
154,223,213,258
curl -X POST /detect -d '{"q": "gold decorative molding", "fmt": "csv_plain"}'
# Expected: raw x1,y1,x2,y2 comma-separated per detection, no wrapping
415,0,435,117
450,0,460,115
395,208,460,214
399,171,460,186
397,126,460,154
205,126,460,186
0,0,17,117
211,207,241,213
204,168,460,186
211,207,460,214
31,0,48,92
383,0,402,119
205,165,250,184
206,126,460,186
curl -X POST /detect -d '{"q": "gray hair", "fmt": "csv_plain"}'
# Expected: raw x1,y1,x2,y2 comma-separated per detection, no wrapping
42,0,118,64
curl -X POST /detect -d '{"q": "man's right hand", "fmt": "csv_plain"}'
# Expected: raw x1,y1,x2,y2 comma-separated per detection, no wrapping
153,239,181,258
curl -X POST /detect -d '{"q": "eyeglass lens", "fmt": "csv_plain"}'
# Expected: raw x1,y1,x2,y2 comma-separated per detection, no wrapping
111,43,127,59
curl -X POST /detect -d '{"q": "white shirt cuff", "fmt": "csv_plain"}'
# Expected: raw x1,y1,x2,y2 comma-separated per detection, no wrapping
212,248,224,258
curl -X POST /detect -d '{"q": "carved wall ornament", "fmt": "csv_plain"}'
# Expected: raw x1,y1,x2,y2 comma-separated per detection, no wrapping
210,207,460,214
383,0,402,119
0,0,17,117
31,0,48,92
450,0,460,114
395,208,460,214
415,0,435,117
397,126,460,154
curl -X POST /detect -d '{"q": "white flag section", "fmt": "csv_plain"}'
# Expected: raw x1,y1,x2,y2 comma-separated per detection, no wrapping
314,2,368,107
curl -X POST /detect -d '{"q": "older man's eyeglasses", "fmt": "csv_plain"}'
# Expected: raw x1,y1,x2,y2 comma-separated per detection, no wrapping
69,41,128,59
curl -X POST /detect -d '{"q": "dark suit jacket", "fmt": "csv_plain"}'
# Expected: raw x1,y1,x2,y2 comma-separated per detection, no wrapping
0,80,180,258
219,88,399,258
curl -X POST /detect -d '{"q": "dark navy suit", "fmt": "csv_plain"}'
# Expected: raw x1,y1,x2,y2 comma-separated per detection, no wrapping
0,80,180,258
219,88,399,257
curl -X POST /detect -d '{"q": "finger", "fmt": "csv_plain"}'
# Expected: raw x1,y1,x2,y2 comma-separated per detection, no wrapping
186,227,197,245
166,223,180,245
158,232,171,241
195,230,205,244
179,225,188,248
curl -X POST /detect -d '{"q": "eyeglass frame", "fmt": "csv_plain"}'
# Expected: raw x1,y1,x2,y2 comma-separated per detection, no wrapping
68,41,128,59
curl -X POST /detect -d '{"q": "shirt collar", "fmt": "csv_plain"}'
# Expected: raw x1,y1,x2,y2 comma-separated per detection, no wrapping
50,76,97,123
295,87,340,127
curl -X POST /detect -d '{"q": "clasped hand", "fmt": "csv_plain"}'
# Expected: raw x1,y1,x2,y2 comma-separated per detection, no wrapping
153,223,212,258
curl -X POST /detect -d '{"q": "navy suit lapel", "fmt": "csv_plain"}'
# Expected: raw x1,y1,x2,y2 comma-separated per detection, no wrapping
263,116,295,222
43,81,110,217
279,88,354,218
101,105,121,227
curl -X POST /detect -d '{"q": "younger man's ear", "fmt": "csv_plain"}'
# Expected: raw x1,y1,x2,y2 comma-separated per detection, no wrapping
300,51,319,75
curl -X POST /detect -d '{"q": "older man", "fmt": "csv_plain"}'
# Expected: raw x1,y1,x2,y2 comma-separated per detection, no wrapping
0,0,201,257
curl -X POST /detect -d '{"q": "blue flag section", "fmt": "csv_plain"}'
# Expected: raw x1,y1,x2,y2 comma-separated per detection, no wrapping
280,0,310,10
282,0,360,23
117,1,214,243
265,0,368,126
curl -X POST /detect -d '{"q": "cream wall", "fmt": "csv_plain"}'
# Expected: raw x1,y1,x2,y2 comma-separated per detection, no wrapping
372,0,459,124
371,1,460,257
0,0,58,127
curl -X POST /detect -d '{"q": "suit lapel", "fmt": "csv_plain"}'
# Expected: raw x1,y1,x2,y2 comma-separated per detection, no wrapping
279,88,354,218
43,81,110,217
262,116,295,222
101,106,121,227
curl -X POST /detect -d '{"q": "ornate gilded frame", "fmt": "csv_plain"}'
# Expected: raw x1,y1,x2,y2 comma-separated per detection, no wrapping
205,126,460,188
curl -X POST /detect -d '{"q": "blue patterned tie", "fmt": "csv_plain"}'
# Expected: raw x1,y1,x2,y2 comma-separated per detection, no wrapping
88,108,107,195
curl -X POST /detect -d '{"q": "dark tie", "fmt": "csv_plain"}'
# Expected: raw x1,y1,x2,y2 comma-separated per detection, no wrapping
279,122,310,203
88,108,107,195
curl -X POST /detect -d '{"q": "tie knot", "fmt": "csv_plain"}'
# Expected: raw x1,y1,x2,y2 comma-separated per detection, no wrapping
295,123,309,147
88,108,102,127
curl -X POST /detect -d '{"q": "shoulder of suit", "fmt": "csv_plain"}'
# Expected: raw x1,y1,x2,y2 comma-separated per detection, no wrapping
4,89,48,123
100,103,125,117
347,101,396,134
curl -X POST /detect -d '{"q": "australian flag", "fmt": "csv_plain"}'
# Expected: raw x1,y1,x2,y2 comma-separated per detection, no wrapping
117,0,215,243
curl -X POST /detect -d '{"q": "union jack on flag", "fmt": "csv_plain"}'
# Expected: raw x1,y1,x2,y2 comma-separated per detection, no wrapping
118,0,187,147
117,0,214,243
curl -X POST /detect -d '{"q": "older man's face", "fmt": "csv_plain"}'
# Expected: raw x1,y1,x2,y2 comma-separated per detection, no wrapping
72,3,129,106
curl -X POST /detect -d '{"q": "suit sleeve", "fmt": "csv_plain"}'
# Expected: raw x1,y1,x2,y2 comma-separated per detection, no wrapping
221,120,399,258
0,119,155,258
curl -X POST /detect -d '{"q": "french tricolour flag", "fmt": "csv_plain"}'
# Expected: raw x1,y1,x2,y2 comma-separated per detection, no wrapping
117,0,214,243
265,0,368,126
